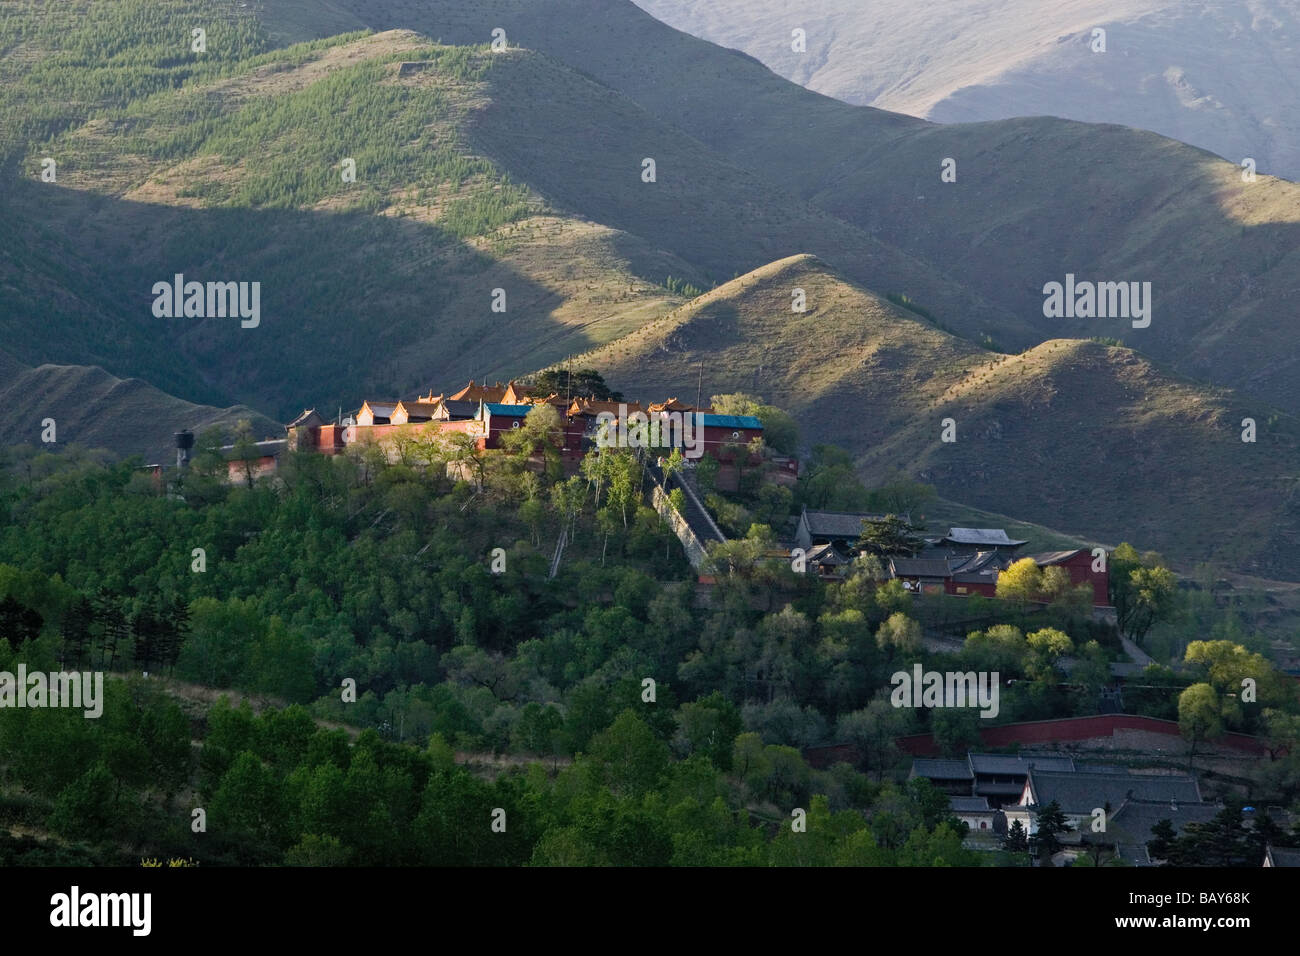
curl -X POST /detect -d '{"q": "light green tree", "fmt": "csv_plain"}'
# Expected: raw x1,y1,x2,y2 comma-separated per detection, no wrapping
1179,682,1224,769
875,612,922,660
996,557,1043,604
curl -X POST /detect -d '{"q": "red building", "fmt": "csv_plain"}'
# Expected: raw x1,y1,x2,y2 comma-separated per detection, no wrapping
940,548,1110,607
696,414,764,459
481,403,532,448
1030,549,1111,607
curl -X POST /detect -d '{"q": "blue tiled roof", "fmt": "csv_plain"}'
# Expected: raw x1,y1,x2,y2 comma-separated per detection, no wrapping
484,403,532,416
699,414,762,429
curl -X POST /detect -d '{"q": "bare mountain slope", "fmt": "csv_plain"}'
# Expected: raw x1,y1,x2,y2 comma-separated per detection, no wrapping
633,0,1300,181
0,352,279,464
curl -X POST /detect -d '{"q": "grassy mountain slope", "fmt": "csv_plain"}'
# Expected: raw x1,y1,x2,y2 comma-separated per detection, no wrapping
335,0,1300,413
1,4,1023,423
0,17,714,418
0,351,279,463
574,254,986,444
567,254,1300,578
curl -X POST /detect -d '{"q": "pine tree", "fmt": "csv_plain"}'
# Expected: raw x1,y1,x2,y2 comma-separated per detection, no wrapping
0,595,43,647
1004,818,1030,854
856,514,925,558
93,591,130,670
1148,818,1178,862
1033,800,1074,860
131,603,160,673
160,599,190,675
1172,806,1255,866
60,595,94,668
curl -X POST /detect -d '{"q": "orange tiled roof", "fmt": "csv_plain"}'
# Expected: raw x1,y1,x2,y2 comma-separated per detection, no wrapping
502,381,535,404
449,380,508,403
393,400,442,421
568,398,643,417
525,392,567,407
648,397,713,414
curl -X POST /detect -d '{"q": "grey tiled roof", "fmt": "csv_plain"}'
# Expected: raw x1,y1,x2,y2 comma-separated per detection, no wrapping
951,572,999,584
222,439,287,460
1028,770,1202,814
968,753,1076,775
950,797,993,812
1106,799,1220,856
1075,763,1130,775
1028,549,1086,565
808,543,848,565
910,758,974,781
949,550,1011,574
1114,844,1153,865
944,528,1028,547
802,509,893,539
976,782,1029,796
438,399,480,419
890,558,951,578
1266,846,1300,867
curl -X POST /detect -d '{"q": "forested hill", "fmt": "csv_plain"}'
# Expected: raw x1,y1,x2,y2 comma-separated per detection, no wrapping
0,440,1013,865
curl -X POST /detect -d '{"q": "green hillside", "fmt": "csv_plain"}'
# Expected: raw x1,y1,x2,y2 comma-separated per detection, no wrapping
0,9,711,417
0,0,1030,422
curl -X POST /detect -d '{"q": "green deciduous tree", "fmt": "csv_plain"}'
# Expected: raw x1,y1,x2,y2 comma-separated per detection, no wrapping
875,612,922,661
676,692,743,770
1179,682,1224,768
1110,544,1177,645
837,699,905,780
48,763,116,841
996,557,1043,604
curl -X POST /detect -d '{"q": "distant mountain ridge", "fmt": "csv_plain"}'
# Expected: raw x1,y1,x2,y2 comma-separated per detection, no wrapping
633,0,1300,181
0,351,279,464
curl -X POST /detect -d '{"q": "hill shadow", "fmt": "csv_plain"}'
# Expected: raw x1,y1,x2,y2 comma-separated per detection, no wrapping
1,178,608,422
